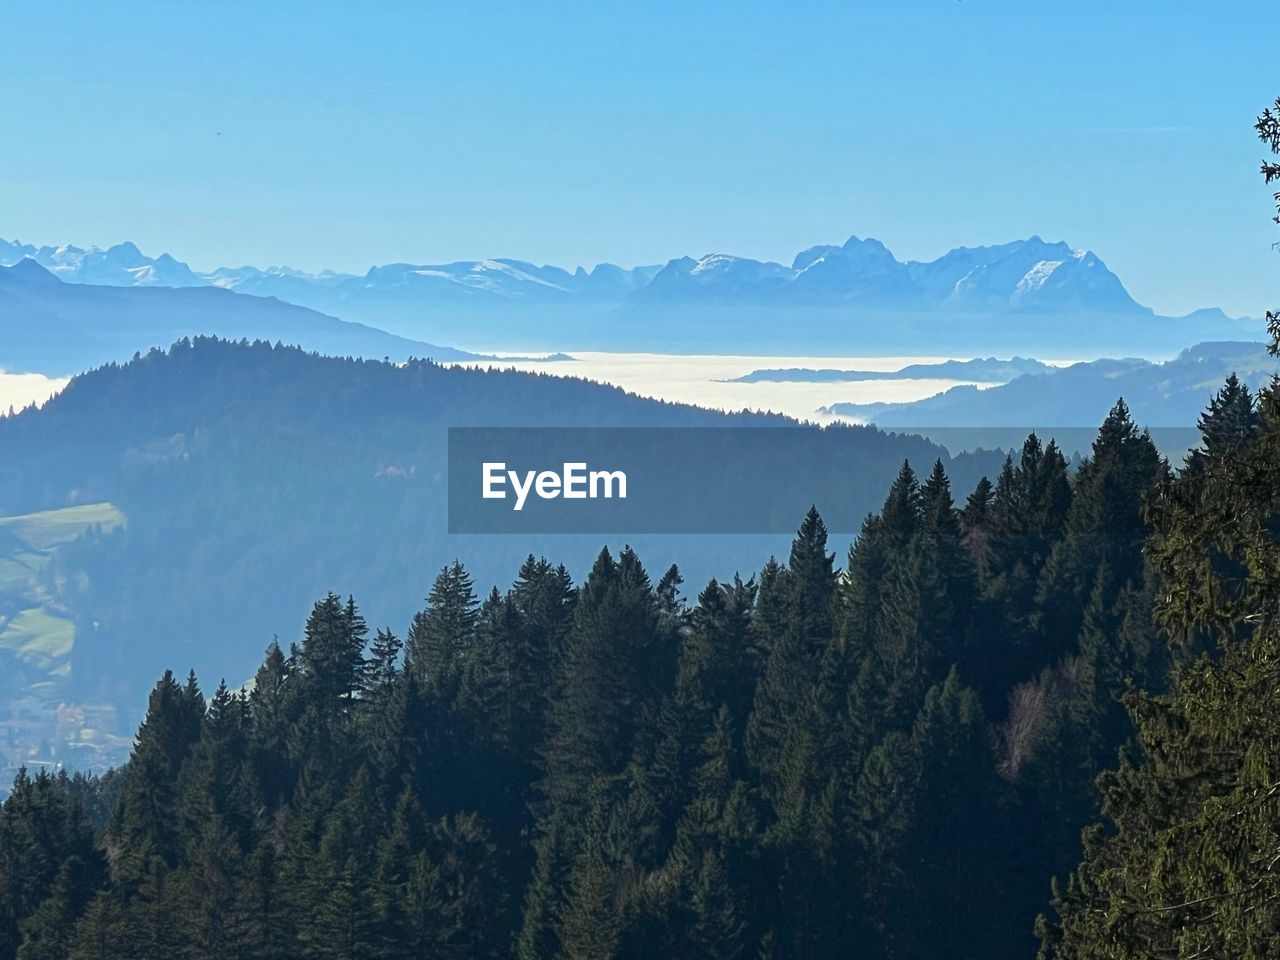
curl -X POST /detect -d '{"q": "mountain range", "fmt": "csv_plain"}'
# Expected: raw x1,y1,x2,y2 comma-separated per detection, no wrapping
1,234,1252,355
822,340,1278,429
0,338,1000,768
727,357,1055,383
0,259,486,375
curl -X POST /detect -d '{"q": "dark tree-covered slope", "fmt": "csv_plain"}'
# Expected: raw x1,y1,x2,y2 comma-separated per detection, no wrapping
0,338,996,758
0,390,1180,957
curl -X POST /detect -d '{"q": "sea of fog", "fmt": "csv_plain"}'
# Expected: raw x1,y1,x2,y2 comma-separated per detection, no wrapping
0,370,69,414
449,352,1051,423
5,353,1076,424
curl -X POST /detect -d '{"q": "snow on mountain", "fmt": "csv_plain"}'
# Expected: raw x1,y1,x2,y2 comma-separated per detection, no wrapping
0,240,204,287
0,233,1180,320
636,253,794,303
900,236,1147,315
1015,259,1066,294
624,234,1147,315
789,236,916,304
0,238,37,263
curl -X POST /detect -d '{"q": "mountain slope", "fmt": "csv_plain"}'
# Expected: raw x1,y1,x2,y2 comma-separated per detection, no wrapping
0,338,1000,765
728,356,1055,383
823,341,1278,427
0,260,481,374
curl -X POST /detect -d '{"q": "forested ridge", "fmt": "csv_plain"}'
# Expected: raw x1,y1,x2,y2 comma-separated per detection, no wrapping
0,335,994,721
1,390,1195,959
2,96,1279,960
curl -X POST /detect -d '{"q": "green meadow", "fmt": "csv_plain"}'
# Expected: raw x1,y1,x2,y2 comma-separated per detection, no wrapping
0,502,124,674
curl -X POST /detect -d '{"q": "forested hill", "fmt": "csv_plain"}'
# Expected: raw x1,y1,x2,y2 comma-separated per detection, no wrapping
0,338,997,761
2,382,1240,959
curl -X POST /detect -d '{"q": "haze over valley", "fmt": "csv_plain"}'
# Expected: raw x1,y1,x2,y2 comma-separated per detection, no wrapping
0,226,1272,773
1,230,1266,433
4,4,1280,954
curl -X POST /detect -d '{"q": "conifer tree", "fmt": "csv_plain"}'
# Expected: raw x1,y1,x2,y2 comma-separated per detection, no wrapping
296,593,371,712
0,772,104,960
1036,401,1165,663
542,547,665,809
110,670,203,868
15,855,103,960
891,670,1016,958
247,640,295,808
405,562,479,695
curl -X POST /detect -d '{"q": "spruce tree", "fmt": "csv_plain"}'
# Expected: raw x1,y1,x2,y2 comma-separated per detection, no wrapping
405,562,479,695
110,670,203,868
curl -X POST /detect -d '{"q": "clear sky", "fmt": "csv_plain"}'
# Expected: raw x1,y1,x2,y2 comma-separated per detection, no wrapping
1,1,1277,316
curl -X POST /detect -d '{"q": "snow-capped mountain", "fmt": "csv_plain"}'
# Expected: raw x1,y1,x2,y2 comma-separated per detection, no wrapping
636,236,1152,315
789,236,917,305
636,254,795,303
0,233,1246,357
903,237,1141,314
0,239,206,287
0,233,1155,314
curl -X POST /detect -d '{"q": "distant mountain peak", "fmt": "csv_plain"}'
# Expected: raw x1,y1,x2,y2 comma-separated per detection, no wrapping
841,234,892,253
106,240,143,258
0,231,1224,333
2,258,61,286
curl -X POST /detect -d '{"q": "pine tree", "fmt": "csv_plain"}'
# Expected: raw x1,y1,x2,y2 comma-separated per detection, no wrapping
405,562,479,695
652,577,757,820
1,772,105,960
542,547,666,810
889,670,1018,959
296,594,370,706
15,856,103,960
748,511,838,800
975,436,1073,706
247,640,295,809
176,815,253,960
837,462,920,687
665,708,758,958
509,555,576,668
554,776,659,960
110,670,204,868
296,769,384,960
1039,110,1280,951
64,893,123,960
1036,401,1165,664
361,628,409,787
516,814,572,960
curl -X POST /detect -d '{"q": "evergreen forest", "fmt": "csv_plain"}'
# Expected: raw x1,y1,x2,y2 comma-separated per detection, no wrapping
1,98,1279,960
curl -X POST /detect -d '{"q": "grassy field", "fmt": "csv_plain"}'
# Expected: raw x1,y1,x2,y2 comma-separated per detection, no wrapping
0,502,125,551
0,608,75,668
0,502,125,674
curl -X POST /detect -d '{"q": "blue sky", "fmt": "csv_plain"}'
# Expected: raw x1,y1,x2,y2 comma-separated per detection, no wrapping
1,1,1277,316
